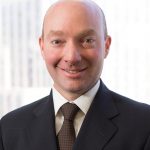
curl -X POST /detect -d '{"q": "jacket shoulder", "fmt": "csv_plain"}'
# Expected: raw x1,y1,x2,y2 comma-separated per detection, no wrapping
110,91,150,118
0,95,49,128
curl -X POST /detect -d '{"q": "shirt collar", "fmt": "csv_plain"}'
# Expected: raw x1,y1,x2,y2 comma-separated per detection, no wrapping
52,80,100,116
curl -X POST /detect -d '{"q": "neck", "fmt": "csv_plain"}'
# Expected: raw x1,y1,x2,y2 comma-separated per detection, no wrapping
53,87,89,101
53,80,100,101
55,90,83,101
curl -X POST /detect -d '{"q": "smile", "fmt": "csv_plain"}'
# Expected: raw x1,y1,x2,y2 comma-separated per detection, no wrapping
57,66,87,74
65,70,81,74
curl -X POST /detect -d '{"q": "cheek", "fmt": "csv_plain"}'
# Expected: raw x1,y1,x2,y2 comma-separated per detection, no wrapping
86,50,101,63
43,50,60,66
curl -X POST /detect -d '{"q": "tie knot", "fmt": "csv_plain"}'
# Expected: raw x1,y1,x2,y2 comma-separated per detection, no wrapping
60,102,79,121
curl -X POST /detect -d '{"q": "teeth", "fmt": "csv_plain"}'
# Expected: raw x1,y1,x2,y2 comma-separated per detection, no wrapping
66,70,79,74
57,66,84,74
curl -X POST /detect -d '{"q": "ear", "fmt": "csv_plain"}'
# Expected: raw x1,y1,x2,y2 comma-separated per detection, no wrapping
39,36,45,59
104,35,111,58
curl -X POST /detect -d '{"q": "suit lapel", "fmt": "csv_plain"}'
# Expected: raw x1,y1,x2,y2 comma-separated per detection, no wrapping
25,81,119,150
28,91,57,150
73,81,119,150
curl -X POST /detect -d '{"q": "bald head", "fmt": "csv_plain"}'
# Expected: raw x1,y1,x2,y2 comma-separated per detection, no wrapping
41,0,108,40
39,0,111,100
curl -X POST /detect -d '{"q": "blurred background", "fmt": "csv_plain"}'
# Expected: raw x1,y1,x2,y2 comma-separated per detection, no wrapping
0,0,150,117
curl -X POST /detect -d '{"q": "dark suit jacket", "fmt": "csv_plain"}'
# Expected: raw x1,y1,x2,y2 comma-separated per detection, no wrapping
1,81,150,150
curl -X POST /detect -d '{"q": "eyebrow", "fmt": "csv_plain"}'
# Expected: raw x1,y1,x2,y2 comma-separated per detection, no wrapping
77,29,97,37
46,30,65,39
46,29,97,39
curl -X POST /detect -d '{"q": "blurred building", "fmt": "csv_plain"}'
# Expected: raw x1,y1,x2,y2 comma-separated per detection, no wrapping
0,0,53,116
0,0,150,117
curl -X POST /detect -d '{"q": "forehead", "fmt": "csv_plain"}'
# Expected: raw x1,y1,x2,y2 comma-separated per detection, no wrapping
43,1,104,37
46,0,100,18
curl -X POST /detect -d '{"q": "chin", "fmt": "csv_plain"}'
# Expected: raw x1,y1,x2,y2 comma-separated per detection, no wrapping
63,84,89,94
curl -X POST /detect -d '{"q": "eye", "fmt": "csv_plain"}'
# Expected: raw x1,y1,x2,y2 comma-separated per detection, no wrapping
50,38,66,47
84,38,95,43
81,37,96,48
51,39,62,46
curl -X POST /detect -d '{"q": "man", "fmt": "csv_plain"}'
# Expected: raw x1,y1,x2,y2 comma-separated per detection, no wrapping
1,0,150,149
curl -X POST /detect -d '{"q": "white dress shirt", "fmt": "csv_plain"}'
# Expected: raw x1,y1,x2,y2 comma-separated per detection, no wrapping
52,80,100,136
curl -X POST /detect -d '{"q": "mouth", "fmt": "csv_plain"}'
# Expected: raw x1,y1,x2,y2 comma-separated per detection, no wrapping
57,66,87,76
63,68,86,73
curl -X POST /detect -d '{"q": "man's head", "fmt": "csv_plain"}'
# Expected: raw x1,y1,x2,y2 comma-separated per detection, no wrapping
39,0,111,100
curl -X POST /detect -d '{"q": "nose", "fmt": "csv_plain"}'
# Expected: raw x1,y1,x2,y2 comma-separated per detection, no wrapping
63,41,81,65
